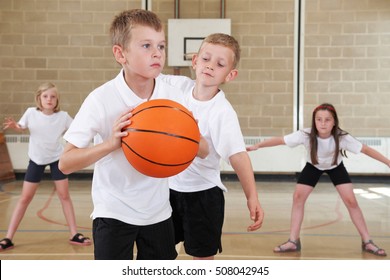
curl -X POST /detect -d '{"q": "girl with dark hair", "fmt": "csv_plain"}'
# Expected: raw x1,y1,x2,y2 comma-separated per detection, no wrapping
247,103,388,256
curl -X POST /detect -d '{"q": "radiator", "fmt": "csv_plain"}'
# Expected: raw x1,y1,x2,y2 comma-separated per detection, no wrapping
222,136,390,175
341,137,390,174
4,135,390,175
4,135,30,171
4,135,94,171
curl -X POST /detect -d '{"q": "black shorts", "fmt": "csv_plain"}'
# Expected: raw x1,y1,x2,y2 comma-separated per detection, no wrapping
92,217,177,260
170,187,225,258
297,161,352,187
24,160,67,183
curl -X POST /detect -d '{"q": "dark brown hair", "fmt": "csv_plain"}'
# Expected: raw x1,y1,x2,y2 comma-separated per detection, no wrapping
309,103,348,165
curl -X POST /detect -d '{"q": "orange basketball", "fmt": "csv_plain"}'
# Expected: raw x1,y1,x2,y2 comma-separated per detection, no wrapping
121,99,200,178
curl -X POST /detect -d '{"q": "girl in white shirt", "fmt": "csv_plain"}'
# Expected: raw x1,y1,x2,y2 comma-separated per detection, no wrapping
247,103,388,256
0,82,91,252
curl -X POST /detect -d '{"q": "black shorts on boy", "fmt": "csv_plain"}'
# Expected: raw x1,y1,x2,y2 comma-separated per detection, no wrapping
92,217,177,260
170,186,225,258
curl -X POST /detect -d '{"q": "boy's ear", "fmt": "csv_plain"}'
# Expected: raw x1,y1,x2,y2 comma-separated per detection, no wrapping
224,69,238,83
112,45,126,64
191,54,198,69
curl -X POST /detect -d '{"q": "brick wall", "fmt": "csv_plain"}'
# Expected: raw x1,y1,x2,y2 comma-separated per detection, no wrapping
303,0,390,136
1,0,389,137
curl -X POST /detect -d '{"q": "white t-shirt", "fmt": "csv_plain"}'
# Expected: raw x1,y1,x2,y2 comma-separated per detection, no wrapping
18,108,72,165
158,74,246,192
63,69,185,226
284,128,363,170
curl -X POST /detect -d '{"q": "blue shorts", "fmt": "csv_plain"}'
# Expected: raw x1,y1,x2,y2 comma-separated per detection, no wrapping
92,217,177,260
297,161,352,187
24,160,67,183
170,187,225,258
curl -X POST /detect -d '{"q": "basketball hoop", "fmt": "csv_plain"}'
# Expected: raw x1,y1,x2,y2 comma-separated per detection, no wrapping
183,52,197,61
183,53,197,79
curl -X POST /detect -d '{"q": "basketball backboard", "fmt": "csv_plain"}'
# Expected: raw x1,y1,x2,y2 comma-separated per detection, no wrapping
167,19,231,67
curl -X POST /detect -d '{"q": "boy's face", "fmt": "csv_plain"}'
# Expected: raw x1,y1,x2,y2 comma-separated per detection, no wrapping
114,25,166,79
193,42,237,86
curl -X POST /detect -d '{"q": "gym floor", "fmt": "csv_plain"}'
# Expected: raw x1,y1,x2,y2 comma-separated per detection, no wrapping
0,175,389,260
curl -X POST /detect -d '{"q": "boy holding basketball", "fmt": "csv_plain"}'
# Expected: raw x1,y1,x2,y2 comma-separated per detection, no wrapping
59,9,207,260
159,33,264,259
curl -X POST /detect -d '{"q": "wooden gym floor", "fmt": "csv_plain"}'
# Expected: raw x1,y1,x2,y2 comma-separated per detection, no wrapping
0,175,389,260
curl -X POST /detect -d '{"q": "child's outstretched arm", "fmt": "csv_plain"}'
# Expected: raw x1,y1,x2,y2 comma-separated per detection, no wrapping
246,136,285,151
361,144,390,168
59,109,132,174
3,117,25,132
230,151,264,232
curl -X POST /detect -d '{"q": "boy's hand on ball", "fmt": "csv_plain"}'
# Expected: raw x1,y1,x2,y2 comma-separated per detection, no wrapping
110,109,132,150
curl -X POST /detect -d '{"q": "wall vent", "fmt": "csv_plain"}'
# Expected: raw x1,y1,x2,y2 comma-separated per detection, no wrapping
5,135,18,143
358,137,383,147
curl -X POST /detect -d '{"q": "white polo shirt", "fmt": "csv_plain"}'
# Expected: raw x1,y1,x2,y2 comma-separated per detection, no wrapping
64,69,185,225
158,74,246,192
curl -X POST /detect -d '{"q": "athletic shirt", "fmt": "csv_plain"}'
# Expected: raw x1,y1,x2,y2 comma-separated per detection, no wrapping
158,74,246,192
63,69,185,226
18,108,72,165
284,128,363,170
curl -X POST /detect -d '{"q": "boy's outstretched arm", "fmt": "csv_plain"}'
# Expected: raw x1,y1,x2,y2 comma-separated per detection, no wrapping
230,151,264,231
246,136,285,151
59,109,132,174
361,144,390,168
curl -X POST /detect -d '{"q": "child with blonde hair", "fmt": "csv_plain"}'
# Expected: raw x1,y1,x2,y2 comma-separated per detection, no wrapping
59,9,208,260
160,33,264,260
1,82,91,252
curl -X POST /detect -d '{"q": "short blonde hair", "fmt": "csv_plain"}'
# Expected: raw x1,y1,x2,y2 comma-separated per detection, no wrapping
35,82,60,112
200,33,241,68
109,9,163,50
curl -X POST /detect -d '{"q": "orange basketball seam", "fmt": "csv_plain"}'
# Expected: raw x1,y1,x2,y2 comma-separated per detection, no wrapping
121,140,196,167
132,105,197,125
124,127,199,144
